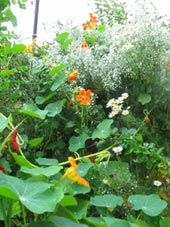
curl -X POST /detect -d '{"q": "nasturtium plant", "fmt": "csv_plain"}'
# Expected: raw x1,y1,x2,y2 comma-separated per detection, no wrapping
19,103,48,120
128,194,167,216
0,172,64,214
92,119,113,139
69,133,89,152
0,113,8,132
20,165,62,177
90,194,123,208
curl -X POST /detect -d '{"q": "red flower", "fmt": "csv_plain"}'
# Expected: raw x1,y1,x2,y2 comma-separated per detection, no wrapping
0,164,6,173
85,151,96,163
9,129,19,151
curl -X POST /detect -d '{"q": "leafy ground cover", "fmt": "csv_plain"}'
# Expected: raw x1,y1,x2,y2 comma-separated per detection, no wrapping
1,0,170,226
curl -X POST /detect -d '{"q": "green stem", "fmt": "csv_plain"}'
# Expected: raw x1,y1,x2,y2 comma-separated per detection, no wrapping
21,203,27,227
0,198,8,227
58,141,119,166
136,210,143,221
6,200,13,227
18,147,37,168
81,105,84,128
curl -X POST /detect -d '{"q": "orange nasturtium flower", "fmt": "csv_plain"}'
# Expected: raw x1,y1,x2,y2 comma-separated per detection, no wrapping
81,42,88,48
76,88,92,105
61,157,89,187
68,69,78,81
82,23,89,30
82,22,95,30
89,13,99,23
166,64,170,70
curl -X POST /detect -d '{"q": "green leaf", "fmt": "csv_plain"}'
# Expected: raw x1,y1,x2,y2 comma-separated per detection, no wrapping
0,113,8,132
0,69,14,76
50,74,68,91
77,162,93,177
137,93,151,105
20,165,62,177
29,137,43,147
0,172,64,214
59,195,77,207
128,194,167,216
56,32,69,44
60,38,73,50
106,161,131,190
97,24,106,32
69,133,89,152
103,217,136,227
35,93,55,105
160,217,170,227
36,158,58,166
92,119,113,139
0,186,18,200
28,221,55,227
49,64,65,76
50,216,89,227
90,194,123,208
19,103,48,119
85,217,107,227
10,152,35,168
68,199,89,220
45,99,66,117
71,183,91,195
11,44,26,53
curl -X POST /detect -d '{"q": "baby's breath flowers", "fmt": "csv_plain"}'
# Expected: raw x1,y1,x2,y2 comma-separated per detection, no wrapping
106,93,129,118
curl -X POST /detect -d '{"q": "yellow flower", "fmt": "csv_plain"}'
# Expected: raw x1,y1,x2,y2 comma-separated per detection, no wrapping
24,44,33,54
61,157,89,187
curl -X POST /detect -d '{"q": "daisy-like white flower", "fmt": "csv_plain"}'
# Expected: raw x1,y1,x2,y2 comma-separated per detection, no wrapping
112,146,123,155
106,98,116,108
122,109,129,116
121,93,129,99
112,104,122,111
116,97,124,104
153,180,162,187
108,110,119,118
103,179,109,184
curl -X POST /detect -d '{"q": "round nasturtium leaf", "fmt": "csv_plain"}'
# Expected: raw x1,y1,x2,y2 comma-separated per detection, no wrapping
128,194,167,216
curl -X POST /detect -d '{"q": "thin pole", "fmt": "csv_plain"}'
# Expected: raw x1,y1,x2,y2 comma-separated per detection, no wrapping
32,0,40,40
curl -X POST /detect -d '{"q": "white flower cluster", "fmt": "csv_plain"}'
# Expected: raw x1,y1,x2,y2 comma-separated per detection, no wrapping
33,3,170,98
106,93,129,118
